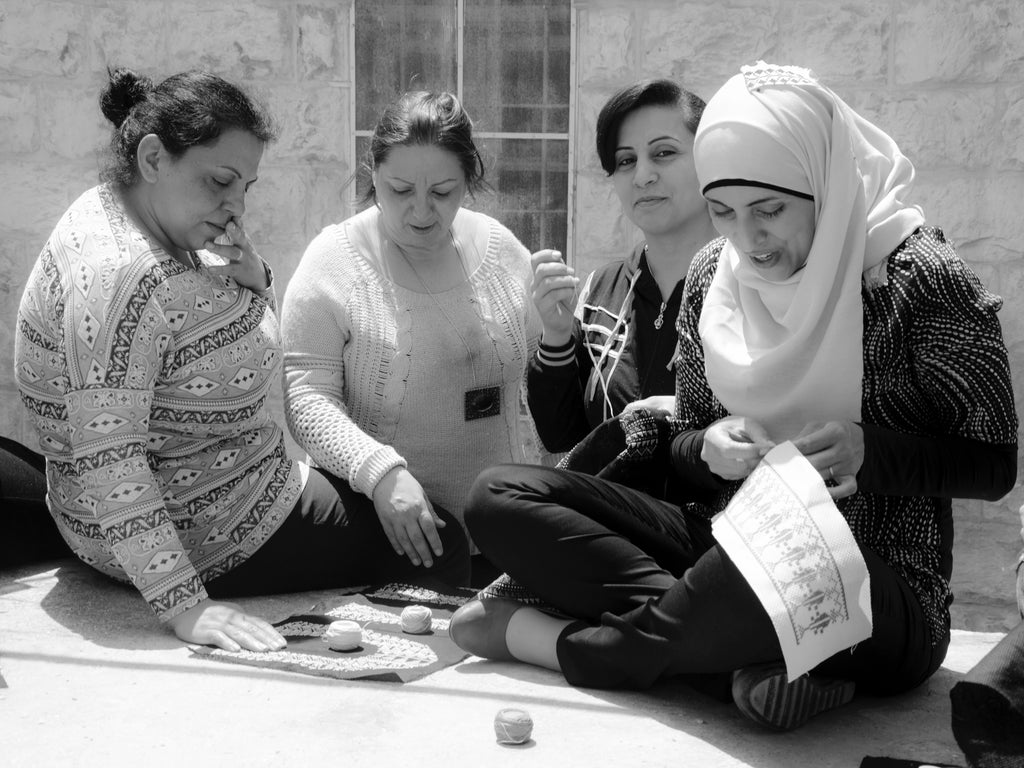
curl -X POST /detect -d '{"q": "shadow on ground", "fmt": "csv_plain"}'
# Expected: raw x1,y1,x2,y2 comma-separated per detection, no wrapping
33,560,178,650
453,652,969,768
8,558,975,767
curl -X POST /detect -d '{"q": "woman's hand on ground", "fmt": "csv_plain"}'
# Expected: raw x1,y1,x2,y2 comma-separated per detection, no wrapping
701,416,775,480
168,599,286,652
204,218,271,292
372,466,445,568
790,420,864,499
530,249,578,345
621,395,675,418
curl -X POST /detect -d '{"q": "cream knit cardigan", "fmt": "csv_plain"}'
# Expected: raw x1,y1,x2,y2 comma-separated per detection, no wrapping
281,206,541,511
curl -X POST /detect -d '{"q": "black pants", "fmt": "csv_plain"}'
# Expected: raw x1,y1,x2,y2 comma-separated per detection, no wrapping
0,435,69,568
1,432,470,591
207,467,470,596
466,464,946,693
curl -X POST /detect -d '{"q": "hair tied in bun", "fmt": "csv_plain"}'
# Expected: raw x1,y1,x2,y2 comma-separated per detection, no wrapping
99,67,153,128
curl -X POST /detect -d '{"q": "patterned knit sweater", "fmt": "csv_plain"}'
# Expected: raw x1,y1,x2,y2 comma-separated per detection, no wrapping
672,228,1018,646
14,185,305,622
281,207,540,524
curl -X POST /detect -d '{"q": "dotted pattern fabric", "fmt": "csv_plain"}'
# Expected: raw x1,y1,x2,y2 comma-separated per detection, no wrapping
674,228,1018,646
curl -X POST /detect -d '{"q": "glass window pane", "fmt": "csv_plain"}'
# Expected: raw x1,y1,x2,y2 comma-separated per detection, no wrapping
355,0,458,130
355,1,571,256
354,135,371,205
471,137,568,255
464,1,571,134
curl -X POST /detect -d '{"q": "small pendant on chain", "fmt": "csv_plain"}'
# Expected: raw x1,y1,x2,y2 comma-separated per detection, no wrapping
654,301,667,330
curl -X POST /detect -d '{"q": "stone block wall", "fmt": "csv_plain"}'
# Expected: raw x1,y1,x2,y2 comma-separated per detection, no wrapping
0,0,354,457
1,0,1021,628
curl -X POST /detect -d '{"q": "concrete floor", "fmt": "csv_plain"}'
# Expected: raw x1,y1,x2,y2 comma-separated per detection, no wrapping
0,559,1001,768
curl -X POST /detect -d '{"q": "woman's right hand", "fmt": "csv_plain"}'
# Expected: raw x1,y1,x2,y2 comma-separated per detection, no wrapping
168,599,287,652
371,466,445,568
701,416,775,480
530,249,578,345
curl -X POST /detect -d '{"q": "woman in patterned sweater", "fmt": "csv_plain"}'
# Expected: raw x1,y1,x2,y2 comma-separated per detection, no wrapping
449,63,1017,731
14,68,468,653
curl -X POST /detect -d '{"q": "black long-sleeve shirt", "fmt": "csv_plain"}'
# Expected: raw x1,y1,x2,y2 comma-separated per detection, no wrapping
669,228,1018,647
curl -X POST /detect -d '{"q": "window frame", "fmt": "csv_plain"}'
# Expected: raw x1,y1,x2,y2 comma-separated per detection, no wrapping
347,0,578,264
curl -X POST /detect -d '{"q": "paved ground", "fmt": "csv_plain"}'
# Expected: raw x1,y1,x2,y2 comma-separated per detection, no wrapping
0,558,1000,768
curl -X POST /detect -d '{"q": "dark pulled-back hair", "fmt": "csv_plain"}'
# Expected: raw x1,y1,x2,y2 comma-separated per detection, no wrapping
361,91,486,204
99,67,277,186
595,78,706,175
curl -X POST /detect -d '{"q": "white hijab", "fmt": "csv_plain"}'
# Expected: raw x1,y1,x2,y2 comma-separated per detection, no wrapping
693,63,925,442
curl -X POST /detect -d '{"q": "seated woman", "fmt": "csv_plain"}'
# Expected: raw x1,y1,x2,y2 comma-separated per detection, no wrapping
449,62,1018,731
528,79,717,451
280,92,539,581
14,67,468,653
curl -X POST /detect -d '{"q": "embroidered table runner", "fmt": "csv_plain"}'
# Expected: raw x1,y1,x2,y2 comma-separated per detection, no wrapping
712,441,872,681
190,583,474,683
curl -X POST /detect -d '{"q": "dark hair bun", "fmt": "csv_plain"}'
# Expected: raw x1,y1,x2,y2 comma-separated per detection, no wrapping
100,67,153,128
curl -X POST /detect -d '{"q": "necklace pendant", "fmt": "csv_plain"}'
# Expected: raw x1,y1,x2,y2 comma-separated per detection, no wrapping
654,301,667,330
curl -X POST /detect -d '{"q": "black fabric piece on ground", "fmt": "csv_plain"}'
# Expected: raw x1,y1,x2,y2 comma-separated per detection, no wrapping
950,620,1024,768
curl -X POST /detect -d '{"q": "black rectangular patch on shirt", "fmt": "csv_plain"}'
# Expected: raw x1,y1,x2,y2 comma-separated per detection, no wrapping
465,386,501,421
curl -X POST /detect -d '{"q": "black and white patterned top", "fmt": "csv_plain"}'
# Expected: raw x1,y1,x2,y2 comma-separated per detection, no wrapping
673,227,1018,646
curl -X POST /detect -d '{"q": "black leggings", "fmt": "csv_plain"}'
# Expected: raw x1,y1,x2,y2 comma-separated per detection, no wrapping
0,435,69,568
207,467,471,596
1,433,471,591
466,464,946,694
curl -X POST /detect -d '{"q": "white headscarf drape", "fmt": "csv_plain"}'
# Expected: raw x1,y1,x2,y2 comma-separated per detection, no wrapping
693,63,925,442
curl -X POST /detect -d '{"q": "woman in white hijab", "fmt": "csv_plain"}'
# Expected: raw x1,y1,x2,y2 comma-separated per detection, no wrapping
449,63,1017,731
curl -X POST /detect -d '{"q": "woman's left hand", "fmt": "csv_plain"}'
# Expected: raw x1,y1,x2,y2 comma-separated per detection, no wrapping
790,420,864,499
203,218,271,292
621,395,675,418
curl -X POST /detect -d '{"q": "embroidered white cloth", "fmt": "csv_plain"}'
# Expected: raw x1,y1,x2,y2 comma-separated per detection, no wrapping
712,441,872,681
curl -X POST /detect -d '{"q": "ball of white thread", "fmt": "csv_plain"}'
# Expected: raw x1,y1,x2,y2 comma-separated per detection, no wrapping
493,708,533,745
400,604,433,634
322,619,362,651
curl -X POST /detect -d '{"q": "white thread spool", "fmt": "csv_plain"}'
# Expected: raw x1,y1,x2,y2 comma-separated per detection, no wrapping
400,605,433,634
494,708,533,745
322,620,362,651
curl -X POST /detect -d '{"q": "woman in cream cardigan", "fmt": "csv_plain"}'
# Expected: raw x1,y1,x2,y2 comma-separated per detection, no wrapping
281,91,540,584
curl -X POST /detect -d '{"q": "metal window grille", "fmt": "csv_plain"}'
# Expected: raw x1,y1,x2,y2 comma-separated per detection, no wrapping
351,0,574,259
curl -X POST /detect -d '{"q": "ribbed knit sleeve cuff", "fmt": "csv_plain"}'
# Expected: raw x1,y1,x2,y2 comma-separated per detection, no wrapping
536,338,576,368
253,262,277,310
155,589,207,626
353,445,408,498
